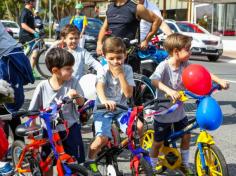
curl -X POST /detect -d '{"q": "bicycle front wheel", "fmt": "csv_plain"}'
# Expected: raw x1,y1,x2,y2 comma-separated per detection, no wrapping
194,144,229,176
131,157,154,176
133,73,156,105
36,48,51,79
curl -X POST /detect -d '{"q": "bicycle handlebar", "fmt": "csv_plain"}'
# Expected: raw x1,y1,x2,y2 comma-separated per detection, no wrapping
97,104,128,111
184,83,222,100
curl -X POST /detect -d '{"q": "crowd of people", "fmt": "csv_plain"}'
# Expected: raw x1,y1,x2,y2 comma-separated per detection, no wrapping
0,0,230,175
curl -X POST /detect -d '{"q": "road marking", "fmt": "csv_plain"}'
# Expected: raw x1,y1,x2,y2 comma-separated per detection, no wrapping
228,59,236,64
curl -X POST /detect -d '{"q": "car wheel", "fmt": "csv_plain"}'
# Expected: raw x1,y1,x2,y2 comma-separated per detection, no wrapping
207,55,220,62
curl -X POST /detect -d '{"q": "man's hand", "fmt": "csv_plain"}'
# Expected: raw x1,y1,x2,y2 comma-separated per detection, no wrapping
140,40,148,50
34,31,40,38
96,42,103,56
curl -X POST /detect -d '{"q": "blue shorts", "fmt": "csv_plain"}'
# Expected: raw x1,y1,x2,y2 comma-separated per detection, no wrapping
94,111,128,139
153,117,189,142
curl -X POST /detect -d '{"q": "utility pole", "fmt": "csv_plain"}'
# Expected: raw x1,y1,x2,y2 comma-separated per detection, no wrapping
49,0,52,39
163,0,167,18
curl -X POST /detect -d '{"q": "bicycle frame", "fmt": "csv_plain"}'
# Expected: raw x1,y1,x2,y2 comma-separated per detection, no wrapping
24,37,45,57
15,103,77,176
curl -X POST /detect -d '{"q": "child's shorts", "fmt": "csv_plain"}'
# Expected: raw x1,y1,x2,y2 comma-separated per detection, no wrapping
153,117,189,142
93,110,128,139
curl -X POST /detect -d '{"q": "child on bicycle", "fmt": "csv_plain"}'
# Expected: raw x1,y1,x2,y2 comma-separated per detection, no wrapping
85,37,136,175
49,24,103,80
29,48,85,175
149,33,229,175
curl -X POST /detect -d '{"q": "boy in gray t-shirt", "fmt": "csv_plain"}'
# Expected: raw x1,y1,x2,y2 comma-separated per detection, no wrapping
85,37,135,174
149,33,229,175
29,48,85,175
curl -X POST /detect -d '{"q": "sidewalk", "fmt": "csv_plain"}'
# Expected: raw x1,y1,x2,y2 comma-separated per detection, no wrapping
223,51,236,59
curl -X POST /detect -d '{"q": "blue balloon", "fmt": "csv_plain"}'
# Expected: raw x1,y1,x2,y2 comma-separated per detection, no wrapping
196,97,223,131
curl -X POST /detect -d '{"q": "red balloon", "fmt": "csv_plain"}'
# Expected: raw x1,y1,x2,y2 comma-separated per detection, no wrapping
182,64,212,95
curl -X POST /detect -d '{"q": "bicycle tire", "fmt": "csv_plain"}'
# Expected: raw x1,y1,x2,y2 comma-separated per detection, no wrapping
194,144,229,176
131,156,154,176
35,48,51,79
133,73,156,106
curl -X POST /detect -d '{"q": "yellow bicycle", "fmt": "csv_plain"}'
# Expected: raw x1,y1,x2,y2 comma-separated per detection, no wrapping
141,85,229,176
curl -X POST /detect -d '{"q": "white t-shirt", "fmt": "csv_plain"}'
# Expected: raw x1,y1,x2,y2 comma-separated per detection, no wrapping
140,0,163,42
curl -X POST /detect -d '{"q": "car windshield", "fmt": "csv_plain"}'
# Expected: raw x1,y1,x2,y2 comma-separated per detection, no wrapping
87,20,102,31
176,23,195,32
2,21,18,28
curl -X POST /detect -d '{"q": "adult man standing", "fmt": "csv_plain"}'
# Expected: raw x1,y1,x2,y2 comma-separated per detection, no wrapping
96,0,162,73
19,0,40,79
139,0,172,42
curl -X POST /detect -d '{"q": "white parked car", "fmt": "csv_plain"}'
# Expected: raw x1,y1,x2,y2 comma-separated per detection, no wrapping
158,20,223,61
1,20,20,39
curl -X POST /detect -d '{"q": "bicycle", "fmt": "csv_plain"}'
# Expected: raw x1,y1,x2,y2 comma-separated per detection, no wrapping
11,97,92,176
91,97,180,176
23,33,50,79
141,84,229,176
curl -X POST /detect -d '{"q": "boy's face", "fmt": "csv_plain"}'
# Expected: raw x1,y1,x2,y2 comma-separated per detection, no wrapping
105,52,126,67
176,46,191,62
64,32,80,50
53,66,74,81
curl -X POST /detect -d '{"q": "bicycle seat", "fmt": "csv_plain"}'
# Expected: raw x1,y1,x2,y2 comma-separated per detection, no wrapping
15,124,42,137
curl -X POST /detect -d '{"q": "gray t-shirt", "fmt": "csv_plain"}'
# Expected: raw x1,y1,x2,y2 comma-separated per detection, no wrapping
150,59,190,123
0,22,22,57
47,43,103,80
70,47,103,80
95,64,135,111
28,77,84,131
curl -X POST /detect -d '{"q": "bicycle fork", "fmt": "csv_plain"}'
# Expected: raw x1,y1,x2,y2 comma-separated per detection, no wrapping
196,130,215,175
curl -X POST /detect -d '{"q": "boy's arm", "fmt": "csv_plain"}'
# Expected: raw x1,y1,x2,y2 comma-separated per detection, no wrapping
84,50,104,75
118,73,133,98
210,73,229,89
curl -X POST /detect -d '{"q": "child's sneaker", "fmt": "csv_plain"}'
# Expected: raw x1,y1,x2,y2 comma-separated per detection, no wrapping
179,164,194,176
0,161,14,176
84,161,101,176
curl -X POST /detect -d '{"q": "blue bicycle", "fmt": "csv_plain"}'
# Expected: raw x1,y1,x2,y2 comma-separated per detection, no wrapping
141,84,229,176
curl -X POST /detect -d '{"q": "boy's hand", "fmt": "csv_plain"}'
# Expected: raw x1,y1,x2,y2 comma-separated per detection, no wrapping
102,100,116,111
166,89,181,102
110,65,124,78
218,79,230,90
67,89,78,99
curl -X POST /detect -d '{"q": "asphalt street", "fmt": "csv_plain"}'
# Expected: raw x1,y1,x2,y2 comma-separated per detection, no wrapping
22,54,236,175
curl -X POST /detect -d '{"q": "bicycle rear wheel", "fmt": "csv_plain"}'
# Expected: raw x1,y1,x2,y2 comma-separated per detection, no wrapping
133,73,156,106
131,157,154,176
194,144,229,176
35,48,51,79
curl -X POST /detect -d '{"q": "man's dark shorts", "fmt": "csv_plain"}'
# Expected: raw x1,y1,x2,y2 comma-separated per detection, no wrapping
153,117,189,142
